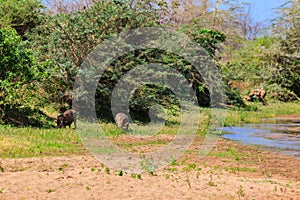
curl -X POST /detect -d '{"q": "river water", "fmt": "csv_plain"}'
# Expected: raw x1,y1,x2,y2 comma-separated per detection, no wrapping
221,118,300,157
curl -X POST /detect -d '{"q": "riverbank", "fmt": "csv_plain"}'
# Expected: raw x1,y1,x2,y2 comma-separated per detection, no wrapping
1,103,300,199
0,138,299,200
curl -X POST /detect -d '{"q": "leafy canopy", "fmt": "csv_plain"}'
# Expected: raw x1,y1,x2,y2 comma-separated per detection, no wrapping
0,29,39,106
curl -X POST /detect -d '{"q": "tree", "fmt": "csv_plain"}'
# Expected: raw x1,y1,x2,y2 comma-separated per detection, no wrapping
43,0,94,14
0,0,44,38
28,0,160,108
180,22,226,57
222,0,300,101
29,0,241,121
156,0,261,62
0,29,39,118
268,0,300,97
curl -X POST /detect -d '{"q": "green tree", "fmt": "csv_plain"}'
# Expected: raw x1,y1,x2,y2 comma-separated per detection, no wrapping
0,29,39,118
28,0,160,108
29,0,239,121
222,0,300,101
267,0,300,98
0,0,43,38
180,21,226,57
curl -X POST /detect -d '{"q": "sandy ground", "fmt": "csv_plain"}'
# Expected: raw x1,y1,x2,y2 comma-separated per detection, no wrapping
0,138,299,200
278,114,300,132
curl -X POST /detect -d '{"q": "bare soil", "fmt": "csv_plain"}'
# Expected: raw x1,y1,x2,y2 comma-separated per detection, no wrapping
0,137,299,200
1,112,299,200
277,114,300,131
277,114,300,119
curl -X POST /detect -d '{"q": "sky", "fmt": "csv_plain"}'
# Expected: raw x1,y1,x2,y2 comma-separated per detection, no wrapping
238,0,285,23
42,0,287,25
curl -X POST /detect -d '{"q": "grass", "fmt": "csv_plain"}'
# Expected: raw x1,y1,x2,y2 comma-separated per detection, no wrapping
208,146,251,160
224,102,300,126
0,125,85,158
117,140,168,148
130,173,142,179
183,163,197,172
224,166,258,173
0,102,299,158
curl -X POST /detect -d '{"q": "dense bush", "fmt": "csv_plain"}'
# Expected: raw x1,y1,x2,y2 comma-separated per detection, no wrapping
0,29,39,107
1,0,299,126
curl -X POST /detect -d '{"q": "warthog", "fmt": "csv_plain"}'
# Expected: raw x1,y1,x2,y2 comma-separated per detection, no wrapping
57,110,77,129
115,112,129,130
246,88,268,106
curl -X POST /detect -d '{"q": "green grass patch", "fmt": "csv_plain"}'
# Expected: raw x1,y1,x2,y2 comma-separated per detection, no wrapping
0,125,85,158
209,147,251,160
213,165,257,173
0,102,299,158
117,139,168,148
224,102,300,126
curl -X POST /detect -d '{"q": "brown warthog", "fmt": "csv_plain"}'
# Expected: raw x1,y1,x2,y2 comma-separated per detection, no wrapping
246,88,268,106
57,110,77,129
115,112,129,130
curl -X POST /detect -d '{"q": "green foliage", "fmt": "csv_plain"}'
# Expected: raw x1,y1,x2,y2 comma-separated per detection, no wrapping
0,0,43,37
95,49,184,120
225,85,246,107
180,20,226,57
1,0,298,127
0,29,40,107
268,0,300,96
222,36,274,83
223,29,300,101
95,46,231,120
28,0,231,121
267,84,298,102
28,0,160,108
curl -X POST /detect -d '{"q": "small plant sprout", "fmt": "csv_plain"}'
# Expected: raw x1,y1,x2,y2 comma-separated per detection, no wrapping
118,170,123,176
58,167,63,172
183,163,197,172
208,175,217,187
236,185,245,199
105,167,110,174
58,164,68,173
164,174,170,179
137,174,142,179
130,173,142,179
130,173,137,179
169,156,179,166
140,158,158,176
86,186,91,191
47,189,54,193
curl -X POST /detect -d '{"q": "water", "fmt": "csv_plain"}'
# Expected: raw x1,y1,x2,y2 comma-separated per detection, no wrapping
220,118,300,157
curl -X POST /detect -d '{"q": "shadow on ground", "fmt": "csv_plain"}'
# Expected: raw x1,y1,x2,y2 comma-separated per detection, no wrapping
0,105,55,128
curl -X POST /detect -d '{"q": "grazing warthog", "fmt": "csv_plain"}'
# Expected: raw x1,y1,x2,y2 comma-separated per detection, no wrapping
115,112,129,130
57,110,77,129
246,88,268,106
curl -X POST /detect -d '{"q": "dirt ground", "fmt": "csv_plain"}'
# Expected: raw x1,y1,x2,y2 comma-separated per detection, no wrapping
0,137,299,200
1,112,299,200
